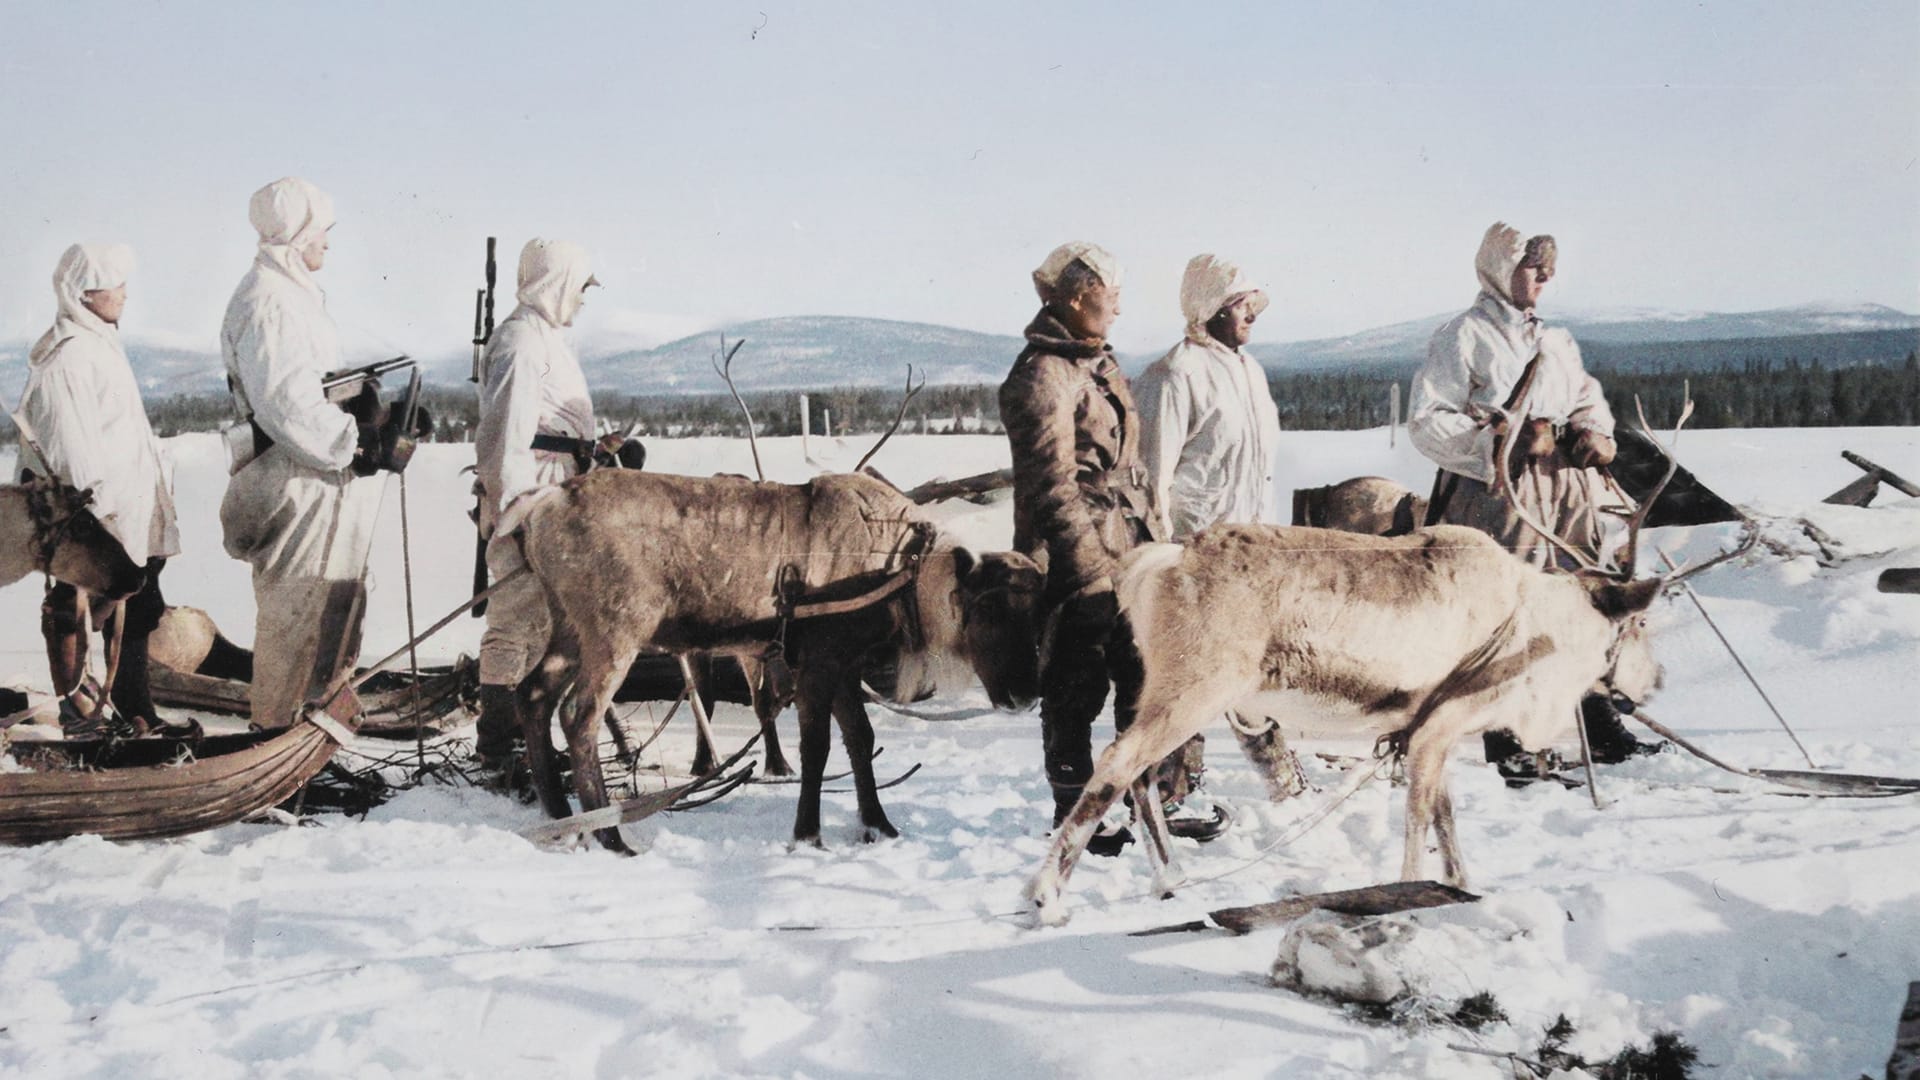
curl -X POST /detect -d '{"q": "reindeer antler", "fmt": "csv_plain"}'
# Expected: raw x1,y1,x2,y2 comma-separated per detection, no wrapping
1624,385,1760,586
1608,389,1693,577
711,334,764,482
1493,354,1614,575
854,364,926,475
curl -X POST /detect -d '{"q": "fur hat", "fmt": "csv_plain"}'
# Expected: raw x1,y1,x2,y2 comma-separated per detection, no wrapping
1032,241,1122,301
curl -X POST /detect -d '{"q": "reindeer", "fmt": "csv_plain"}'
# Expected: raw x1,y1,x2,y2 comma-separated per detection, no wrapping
514,469,1041,853
1023,397,1744,925
1,476,146,598
1291,476,1427,536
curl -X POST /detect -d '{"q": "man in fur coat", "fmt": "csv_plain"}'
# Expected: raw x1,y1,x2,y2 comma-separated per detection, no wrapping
1000,242,1174,854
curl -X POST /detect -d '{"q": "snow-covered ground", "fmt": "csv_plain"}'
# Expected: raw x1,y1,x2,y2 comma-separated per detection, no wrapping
1,426,1917,1078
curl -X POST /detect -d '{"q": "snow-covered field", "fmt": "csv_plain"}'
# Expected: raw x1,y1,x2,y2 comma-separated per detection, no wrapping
2,426,1918,1078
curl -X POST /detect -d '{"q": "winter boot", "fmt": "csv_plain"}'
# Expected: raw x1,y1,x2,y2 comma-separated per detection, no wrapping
1053,785,1133,857
109,627,159,734
1233,713,1308,802
1580,693,1664,764
474,683,519,762
1481,727,1570,787
474,684,536,801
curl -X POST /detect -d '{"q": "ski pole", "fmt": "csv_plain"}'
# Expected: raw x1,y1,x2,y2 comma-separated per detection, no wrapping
1657,547,1817,768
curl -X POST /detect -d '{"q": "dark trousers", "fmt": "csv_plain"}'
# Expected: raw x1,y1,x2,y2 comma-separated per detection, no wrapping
1039,597,1204,821
1040,596,1142,809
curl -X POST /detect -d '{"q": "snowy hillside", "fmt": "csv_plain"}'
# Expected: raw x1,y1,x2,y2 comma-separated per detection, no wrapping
1,429,1918,1078
583,316,1025,394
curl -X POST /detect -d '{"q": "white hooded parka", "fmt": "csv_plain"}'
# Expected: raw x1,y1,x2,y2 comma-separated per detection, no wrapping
1135,254,1281,539
473,239,595,687
1408,223,1614,484
217,177,384,727
13,244,179,565
474,238,596,540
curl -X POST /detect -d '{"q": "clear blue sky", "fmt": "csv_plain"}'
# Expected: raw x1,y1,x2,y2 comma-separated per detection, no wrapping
2,1,1915,356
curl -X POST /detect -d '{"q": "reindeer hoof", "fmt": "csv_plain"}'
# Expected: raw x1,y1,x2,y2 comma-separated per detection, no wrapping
789,834,826,851
1020,877,1070,928
861,820,900,843
593,828,636,856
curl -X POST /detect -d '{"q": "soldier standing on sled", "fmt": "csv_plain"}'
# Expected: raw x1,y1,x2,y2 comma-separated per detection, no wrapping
1000,242,1178,855
1135,253,1305,820
471,239,639,785
219,177,415,730
13,243,180,736
1409,221,1661,775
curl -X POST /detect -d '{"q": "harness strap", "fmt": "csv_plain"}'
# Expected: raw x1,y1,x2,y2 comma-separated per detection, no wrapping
774,520,935,655
787,568,915,620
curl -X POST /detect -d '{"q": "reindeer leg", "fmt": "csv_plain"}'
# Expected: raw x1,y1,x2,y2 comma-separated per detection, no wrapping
1024,686,1232,927
1399,726,1460,884
744,655,792,777
567,653,632,855
518,663,573,822
1431,781,1468,890
790,664,834,848
1130,776,1184,899
830,673,897,841
680,654,720,776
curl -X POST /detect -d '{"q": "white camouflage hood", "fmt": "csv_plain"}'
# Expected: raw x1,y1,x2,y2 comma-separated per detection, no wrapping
1474,221,1526,305
1179,253,1268,341
515,238,596,328
29,243,135,366
249,177,334,293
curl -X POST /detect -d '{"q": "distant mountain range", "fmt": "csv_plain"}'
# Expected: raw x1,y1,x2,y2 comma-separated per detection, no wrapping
2,303,1915,404
581,316,1023,395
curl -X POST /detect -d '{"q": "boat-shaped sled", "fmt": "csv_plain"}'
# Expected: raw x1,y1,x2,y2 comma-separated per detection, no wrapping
0,691,361,845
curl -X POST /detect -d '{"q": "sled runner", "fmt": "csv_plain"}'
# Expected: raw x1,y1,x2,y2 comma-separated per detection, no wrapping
148,657,475,739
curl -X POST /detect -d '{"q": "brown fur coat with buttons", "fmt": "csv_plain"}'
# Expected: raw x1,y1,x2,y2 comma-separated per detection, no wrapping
999,310,1164,602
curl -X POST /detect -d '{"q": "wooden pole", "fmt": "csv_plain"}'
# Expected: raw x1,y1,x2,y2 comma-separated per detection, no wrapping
799,393,810,459
1389,383,1401,447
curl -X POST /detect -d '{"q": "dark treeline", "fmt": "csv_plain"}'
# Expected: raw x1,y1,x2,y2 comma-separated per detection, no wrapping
8,351,1916,445
1264,352,1920,431
1599,353,1920,428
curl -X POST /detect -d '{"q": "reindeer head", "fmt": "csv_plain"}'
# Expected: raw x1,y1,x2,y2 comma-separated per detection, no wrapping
22,478,145,599
1579,576,1665,711
1497,381,1753,714
946,548,1042,710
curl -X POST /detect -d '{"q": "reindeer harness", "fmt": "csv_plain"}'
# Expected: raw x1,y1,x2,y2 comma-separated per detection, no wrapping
772,519,935,657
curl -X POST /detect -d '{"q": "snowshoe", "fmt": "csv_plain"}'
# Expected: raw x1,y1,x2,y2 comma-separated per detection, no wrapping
1494,749,1581,790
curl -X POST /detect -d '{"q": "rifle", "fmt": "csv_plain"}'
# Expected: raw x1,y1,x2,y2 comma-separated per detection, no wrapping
470,237,498,616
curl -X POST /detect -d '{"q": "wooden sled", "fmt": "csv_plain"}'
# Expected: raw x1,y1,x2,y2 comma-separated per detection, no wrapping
0,691,362,846
148,656,476,740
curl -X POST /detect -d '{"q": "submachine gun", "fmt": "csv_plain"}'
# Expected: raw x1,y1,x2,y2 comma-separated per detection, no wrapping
325,355,433,477
221,355,431,476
